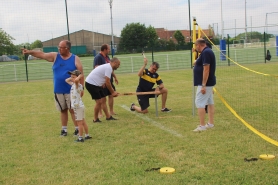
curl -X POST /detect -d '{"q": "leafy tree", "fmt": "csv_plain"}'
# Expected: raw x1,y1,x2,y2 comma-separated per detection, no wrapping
173,30,185,46
30,40,43,49
119,23,157,53
0,28,15,55
208,37,220,45
146,25,158,48
235,31,274,42
14,43,32,59
166,39,176,51
156,39,167,48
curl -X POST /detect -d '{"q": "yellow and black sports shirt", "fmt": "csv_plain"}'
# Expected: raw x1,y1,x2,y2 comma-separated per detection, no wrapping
136,68,163,92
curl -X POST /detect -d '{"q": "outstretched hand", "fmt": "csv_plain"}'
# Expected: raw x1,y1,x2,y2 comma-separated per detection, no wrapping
21,48,30,54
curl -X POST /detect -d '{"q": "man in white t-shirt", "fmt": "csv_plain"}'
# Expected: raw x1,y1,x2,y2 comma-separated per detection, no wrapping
85,57,120,123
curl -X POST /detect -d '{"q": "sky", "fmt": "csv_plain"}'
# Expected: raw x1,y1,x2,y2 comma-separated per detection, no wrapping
1,0,277,45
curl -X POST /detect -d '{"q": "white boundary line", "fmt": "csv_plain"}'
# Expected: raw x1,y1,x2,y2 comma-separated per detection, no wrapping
121,105,183,138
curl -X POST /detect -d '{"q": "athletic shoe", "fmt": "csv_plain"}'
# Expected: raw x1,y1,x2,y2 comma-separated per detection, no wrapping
106,116,117,121
161,108,172,112
193,125,207,132
73,129,79,136
93,118,102,123
60,130,67,136
130,103,135,111
85,136,92,140
75,138,84,142
205,123,214,129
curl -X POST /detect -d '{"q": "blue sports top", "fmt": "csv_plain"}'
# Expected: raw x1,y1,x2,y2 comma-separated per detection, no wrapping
93,53,113,83
52,53,76,93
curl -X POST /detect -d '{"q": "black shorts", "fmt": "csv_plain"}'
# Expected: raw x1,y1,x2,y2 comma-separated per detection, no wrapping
137,88,156,111
85,82,105,100
103,83,116,96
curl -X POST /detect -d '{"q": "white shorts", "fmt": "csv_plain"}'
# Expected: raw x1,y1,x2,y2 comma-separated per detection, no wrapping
54,93,71,111
73,107,85,121
195,86,214,108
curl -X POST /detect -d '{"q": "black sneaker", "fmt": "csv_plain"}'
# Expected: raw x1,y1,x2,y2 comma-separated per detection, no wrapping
161,108,172,112
60,130,67,136
106,116,117,120
75,138,84,142
130,103,135,111
85,136,92,140
93,118,102,123
73,129,79,136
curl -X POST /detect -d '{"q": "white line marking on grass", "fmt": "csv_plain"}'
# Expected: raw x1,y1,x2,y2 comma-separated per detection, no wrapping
121,105,183,138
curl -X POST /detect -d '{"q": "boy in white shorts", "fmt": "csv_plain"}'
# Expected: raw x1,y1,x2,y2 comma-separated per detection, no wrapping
66,70,92,142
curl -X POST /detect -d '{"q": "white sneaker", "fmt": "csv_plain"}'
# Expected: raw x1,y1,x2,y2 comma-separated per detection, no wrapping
205,123,214,129
193,125,207,132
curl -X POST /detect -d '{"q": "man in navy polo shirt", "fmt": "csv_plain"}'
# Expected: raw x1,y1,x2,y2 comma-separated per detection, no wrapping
193,38,216,132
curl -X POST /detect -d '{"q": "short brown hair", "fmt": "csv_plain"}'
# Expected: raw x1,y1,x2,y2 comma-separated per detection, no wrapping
152,62,160,69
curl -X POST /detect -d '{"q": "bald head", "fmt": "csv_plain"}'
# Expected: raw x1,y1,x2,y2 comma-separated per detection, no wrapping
195,38,206,46
195,38,207,52
110,57,121,70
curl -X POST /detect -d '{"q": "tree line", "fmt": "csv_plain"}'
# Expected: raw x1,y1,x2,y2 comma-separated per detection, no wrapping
0,24,275,57
0,28,43,57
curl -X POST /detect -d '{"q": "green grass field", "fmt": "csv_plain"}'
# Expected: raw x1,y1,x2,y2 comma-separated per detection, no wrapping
1,48,278,184
0,46,277,83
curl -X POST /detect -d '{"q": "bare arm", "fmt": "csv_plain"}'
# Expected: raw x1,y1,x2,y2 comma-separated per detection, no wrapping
75,56,84,87
138,58,148,77
158,83,165,90
202,65,210,86
65,77,73,85
112,71,118,85
21,49,56,62
74,74,83,87
105,76,118,97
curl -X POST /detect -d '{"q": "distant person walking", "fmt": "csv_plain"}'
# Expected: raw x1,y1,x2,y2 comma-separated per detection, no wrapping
22,40,83,136
85,57,120,123
192,38,216,132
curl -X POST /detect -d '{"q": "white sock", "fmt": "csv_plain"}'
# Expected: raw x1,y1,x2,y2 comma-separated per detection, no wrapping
208,123,214,126
62,126,67,132
75,127,79,130
78,136,83,140
85,134,89,137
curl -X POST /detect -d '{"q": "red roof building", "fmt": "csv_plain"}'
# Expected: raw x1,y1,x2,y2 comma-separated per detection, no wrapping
155,28,215,43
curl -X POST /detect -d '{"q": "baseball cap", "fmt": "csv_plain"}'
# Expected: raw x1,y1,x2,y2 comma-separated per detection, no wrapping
68,70,81,76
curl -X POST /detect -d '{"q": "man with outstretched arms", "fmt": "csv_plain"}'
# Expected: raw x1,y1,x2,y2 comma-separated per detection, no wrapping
22,40,84,136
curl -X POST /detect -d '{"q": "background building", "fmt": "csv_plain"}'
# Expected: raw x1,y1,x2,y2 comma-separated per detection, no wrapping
155,28,215,42
42,29,120,55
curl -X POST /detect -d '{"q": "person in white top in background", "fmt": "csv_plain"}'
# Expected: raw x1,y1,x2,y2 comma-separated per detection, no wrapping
66,70,92,142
